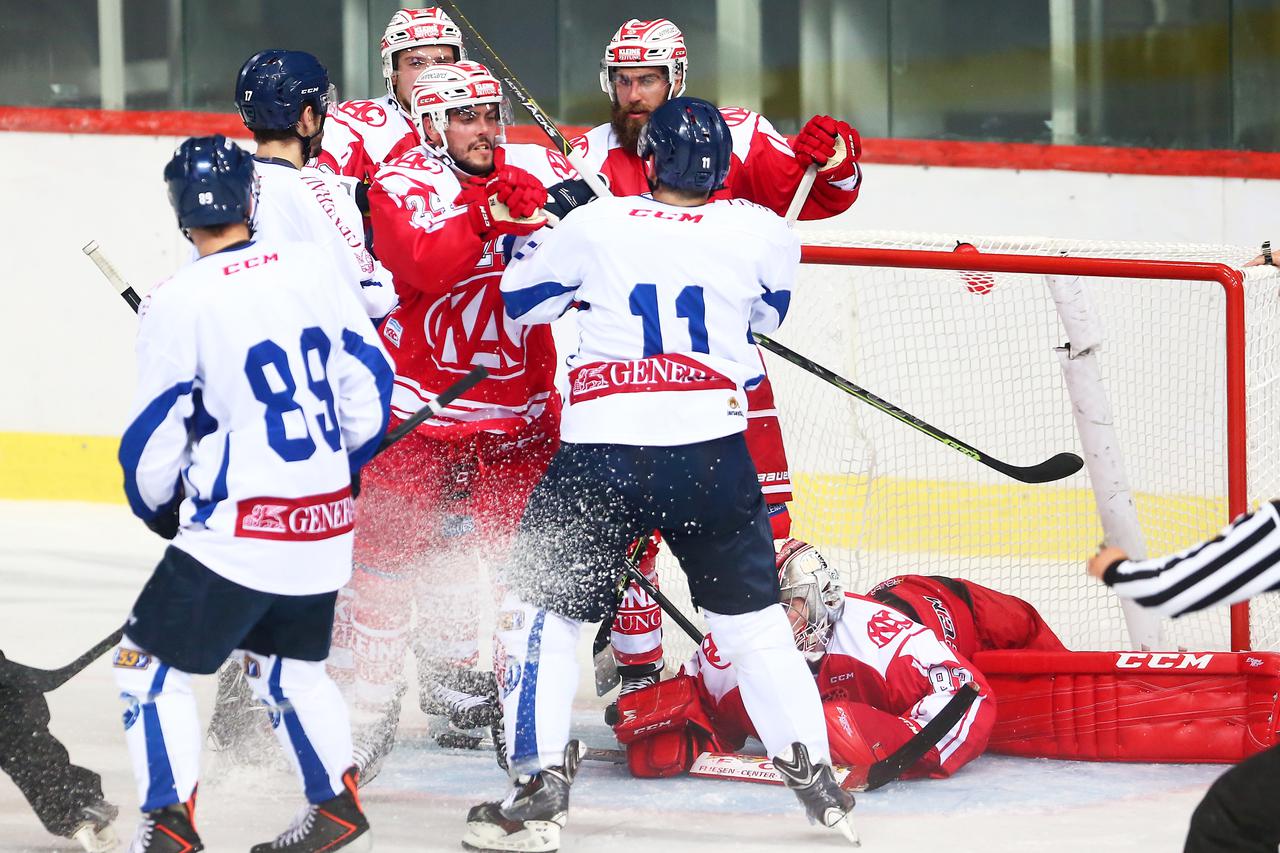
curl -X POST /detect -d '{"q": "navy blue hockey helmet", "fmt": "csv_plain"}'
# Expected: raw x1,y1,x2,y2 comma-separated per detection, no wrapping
235,49,333,130
636,96,731,193
164,135,256,230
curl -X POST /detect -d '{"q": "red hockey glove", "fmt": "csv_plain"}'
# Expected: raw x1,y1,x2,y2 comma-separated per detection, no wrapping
613,674,723,778
793,115,860,182
457,164,549,240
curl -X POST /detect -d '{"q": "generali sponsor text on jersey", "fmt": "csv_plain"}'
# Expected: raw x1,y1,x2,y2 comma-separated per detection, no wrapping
568,353,736,404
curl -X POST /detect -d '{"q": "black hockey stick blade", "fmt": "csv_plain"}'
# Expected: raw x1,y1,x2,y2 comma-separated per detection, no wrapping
861,682,980,791
375,365,489,456
593,537,648,695
753,334,1083,484
0,626,125,693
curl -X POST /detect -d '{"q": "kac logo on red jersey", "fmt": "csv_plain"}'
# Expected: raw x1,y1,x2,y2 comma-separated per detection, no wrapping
236,487,355,541
867,609,914,648
337,100,388,127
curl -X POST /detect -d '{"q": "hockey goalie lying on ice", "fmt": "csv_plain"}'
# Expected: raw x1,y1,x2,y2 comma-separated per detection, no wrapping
613,540,1280,781
612,541,1063,785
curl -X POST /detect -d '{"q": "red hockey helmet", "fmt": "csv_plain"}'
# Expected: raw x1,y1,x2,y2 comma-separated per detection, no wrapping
599,18,688,101
380,7,466,99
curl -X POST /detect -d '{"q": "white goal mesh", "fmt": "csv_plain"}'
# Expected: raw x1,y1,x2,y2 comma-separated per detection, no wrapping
650,230,1280,670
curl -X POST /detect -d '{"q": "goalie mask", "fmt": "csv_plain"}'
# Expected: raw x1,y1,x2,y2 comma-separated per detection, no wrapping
777,539,845,663
380,7,466,100
600,18,688,101
410,61,512,159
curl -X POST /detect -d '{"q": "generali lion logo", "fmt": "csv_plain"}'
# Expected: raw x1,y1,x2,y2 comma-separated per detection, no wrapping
571,363,611,397
240,503,287,533
338,100,388,127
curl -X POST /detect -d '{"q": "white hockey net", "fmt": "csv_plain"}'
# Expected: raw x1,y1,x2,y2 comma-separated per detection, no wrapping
652,230,1280,670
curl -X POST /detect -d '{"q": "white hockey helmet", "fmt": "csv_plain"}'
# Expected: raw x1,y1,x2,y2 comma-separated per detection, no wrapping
380,7,467,98
410,60,511,150
599,18,688,101
777,539,845,663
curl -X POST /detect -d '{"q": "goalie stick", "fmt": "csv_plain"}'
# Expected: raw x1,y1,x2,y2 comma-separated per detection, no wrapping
689,682,981,791
0,626,124,693
83,239,490,458
437,0,612,203
753,333,1084,484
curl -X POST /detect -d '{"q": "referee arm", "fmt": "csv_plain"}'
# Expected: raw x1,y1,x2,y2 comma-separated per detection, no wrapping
1086,501,1280,618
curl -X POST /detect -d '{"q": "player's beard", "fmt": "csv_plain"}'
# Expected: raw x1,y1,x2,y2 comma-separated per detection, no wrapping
448,135,497,177
611,99,650,154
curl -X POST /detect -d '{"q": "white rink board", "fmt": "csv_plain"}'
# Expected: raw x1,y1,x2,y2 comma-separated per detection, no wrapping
0,501,1228,852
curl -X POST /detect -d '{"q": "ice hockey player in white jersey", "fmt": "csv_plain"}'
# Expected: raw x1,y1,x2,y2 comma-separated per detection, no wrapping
113,135,392,852
461,98,857,852
234,49,397,321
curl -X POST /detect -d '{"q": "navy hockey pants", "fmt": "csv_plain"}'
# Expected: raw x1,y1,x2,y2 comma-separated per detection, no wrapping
1185,741,1280,853
505,432,778,623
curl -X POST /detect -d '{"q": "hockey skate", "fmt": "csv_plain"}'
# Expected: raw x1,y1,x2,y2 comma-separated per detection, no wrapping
603,662,662,726
68,798,119,852
461,741,580,853
249,766,371,853
421,666,502,751
773,742,860,846
125,796,202,853
349,685,405,787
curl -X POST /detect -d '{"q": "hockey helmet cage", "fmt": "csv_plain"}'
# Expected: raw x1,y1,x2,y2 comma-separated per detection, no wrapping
776,539,845,663
410,61,510,146
636,96,731,193
164,135,257,232
380,7,466,98
600,18,688,100
235,49,335,131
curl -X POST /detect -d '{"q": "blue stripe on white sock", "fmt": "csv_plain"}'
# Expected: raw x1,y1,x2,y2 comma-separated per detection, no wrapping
269,657,337,804
512,609,546,768
140,664,177,812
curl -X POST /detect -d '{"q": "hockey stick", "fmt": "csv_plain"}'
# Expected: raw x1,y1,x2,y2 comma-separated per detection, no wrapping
437,0,612,201
784,164,818,224
83,240,487,458
591,536,648,695
625,561,704,645
753,334,1084,484
0,626,125,693
83,240,142,309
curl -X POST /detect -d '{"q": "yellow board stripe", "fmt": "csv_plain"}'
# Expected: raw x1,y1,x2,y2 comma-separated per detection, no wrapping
0,433,1232,562
0,432,123,503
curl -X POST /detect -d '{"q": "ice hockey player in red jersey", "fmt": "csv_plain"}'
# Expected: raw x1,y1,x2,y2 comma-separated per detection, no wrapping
571,19,864,701
315,7,463,184
615,541,997,786
338,60,574,780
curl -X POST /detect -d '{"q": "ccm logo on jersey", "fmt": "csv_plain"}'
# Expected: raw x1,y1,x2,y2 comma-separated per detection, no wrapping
628,209,704,223
223,252,279,276
235,487,355,541
569,354,736,404
1115,652,1213,670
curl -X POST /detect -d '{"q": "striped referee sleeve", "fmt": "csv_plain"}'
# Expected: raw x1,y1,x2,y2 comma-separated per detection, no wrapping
1102,501,1280,617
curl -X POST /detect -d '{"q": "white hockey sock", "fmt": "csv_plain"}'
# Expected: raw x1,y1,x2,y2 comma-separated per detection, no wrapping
703,606,831,764
495,592,582,774
112,638,201,812
240,652,353,803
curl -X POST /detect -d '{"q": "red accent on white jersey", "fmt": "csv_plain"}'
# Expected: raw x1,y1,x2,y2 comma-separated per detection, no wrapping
568,354,737,404
684,594,994,778
570,107,859,221
368,143,573,438
317,96,421,183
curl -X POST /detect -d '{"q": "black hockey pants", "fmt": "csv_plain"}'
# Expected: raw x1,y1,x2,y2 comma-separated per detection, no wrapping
1184,742,1280,853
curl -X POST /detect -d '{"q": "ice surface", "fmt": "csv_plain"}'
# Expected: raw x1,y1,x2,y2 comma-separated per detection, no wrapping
0,501,1226,851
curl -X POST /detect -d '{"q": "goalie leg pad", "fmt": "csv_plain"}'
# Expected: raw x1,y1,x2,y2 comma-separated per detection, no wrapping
613,674,721,778
239,652,352,804
112,639,201,812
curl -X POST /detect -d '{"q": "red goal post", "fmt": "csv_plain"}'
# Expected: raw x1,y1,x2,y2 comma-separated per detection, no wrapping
649,232,1280,669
